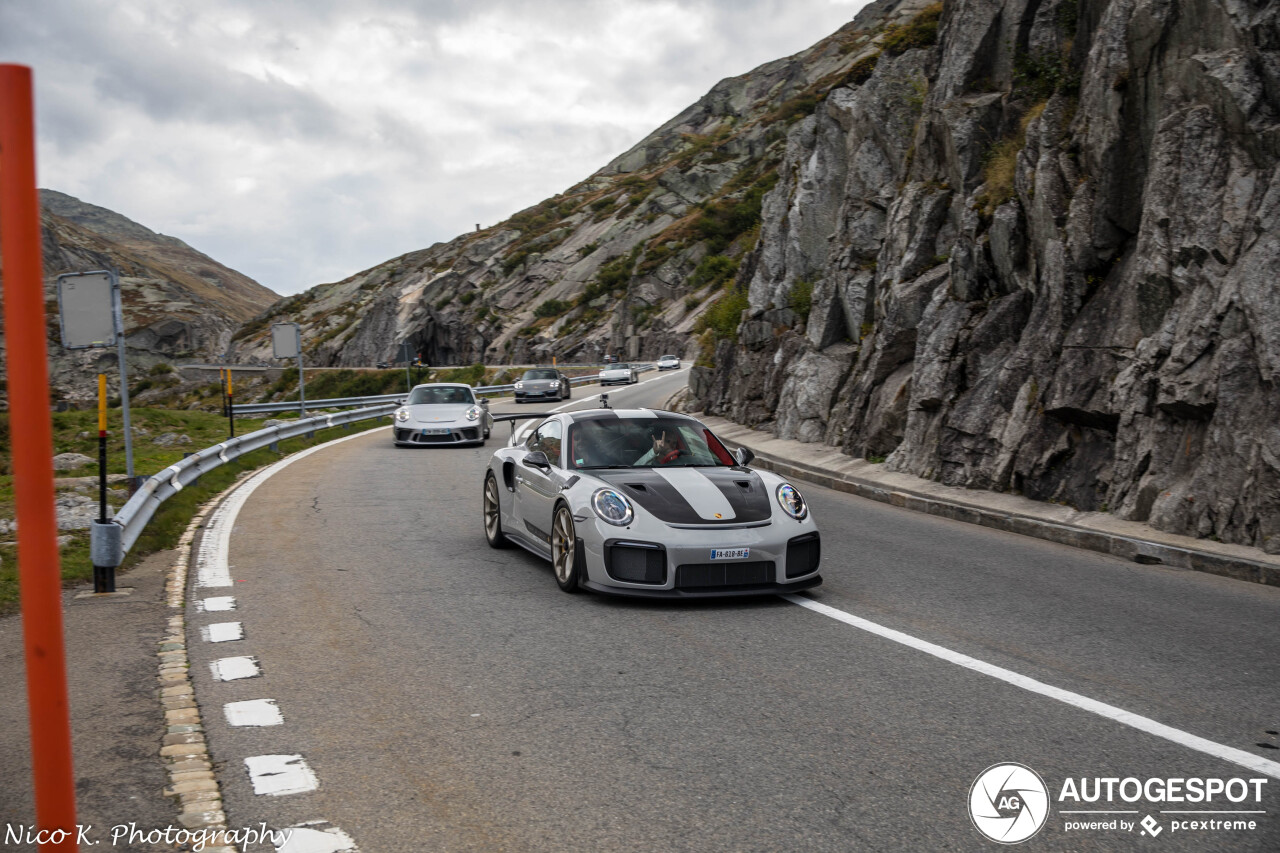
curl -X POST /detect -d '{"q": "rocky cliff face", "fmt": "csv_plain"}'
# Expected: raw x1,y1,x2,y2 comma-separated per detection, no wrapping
692,0,1280,553
8,192,279,403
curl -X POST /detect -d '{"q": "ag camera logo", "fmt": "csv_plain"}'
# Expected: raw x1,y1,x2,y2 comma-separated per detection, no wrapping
969,763,1050,844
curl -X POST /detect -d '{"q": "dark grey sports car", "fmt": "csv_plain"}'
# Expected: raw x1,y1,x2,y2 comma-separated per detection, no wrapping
482,408,822,597
514,368,571,403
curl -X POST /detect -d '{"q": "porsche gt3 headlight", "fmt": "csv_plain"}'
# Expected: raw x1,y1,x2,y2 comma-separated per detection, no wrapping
395,409,409,422
776,483,807,520
592,488,634,526
466,405,481,421
515,381,524,389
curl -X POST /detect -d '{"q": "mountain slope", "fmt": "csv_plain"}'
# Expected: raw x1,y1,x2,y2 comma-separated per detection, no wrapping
227,1,933,367
14,193,281,404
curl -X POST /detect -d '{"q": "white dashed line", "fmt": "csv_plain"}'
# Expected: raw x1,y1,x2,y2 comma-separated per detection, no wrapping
224,698,284,727
196,595,236,612
276,821,359,853
782,594,1280,780
201,621,243,643
210,656,260,681
245,754,319,796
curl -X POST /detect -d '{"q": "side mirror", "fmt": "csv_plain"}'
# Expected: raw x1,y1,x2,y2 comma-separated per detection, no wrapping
733,447,754,467
479,398,489,406
522,450,552,472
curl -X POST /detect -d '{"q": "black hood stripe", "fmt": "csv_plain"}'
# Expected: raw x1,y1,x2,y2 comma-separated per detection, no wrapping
593,468,771,525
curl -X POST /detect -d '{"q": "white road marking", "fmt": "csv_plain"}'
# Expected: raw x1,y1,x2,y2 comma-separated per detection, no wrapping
225,698,284,727
782,594,1280,780
276,822,358,853
245,754,319,796
202,621,243,643
196,427,390,588
211,656,260,681
196,595,236,612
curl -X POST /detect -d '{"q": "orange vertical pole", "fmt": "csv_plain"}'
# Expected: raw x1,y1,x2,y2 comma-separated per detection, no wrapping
0,64,79,849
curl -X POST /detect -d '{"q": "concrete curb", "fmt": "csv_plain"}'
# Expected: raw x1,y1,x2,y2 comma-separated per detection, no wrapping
706,423,1280,588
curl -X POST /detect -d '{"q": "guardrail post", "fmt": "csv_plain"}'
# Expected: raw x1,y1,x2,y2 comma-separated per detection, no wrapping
90,521,122,593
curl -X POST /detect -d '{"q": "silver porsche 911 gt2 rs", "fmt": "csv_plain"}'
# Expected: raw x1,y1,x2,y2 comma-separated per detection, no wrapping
481,408,821,597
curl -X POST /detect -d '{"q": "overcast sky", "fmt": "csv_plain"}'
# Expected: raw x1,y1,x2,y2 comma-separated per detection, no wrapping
3,0,868,296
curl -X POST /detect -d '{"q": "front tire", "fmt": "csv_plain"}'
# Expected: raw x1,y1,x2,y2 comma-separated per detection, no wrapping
551,504,581,592
483,472,509,548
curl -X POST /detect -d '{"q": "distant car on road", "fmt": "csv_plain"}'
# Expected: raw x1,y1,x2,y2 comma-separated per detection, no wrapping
657,354,680,371
514,368,571,403
481,407,822,596
375,361,390,369
599,363,638,386
393,383,493,446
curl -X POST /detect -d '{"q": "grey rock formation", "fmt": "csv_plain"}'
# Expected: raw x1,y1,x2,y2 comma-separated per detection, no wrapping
52,452,95,471
693,0,1280,553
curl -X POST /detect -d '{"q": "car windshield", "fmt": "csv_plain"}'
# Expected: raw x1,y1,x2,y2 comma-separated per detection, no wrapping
606,364,630,370
407,386,473,405
567,417,734,469
523,369,558,380
660,355,676,360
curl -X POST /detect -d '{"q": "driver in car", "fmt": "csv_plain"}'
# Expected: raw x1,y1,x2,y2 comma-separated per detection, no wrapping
635,428,680,466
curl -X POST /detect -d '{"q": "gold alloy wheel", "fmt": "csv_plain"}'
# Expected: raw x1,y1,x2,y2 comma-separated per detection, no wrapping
552,505,577,590
483,474,505,546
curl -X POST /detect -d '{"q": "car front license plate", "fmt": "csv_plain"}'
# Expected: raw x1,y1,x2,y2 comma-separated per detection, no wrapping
710,547,749,560
421,428,450,435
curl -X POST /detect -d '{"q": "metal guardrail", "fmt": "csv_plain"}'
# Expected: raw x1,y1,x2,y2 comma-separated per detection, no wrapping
231,364,657,415
92,402,398,568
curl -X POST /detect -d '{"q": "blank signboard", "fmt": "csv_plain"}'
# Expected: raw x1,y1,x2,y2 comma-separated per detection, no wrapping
57,271,117,349
271,322,301,358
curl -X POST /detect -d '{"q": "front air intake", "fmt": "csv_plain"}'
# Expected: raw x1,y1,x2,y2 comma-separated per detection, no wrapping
785,532,821,578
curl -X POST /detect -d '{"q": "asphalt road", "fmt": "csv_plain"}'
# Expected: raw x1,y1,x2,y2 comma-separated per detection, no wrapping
185,369,1280,852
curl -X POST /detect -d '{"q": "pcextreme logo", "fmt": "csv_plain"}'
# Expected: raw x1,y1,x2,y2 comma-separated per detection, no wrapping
969,763,1271,844
969,763,1050,844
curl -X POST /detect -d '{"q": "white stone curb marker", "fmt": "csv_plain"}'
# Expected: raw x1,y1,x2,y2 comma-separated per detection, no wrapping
276,821,359,853
224,699,284,727
201,621,243,643
245,754,319,796
210,656,260,681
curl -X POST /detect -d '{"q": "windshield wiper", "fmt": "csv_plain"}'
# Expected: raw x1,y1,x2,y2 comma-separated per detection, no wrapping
578,465,633,470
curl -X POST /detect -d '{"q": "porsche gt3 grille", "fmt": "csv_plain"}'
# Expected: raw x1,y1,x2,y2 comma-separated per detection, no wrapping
395,427,480,443
674,561,776,589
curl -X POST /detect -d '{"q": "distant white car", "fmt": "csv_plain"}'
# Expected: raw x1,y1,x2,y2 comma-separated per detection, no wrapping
599,363,638,385
392,383,492,446
657,355,680,371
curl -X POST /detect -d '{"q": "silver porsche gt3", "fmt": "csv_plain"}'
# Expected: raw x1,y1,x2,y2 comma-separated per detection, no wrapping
392,383,493,446
481,408,822,596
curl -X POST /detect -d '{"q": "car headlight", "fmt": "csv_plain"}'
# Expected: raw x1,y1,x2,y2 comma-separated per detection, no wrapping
395,409,409,422
592,488,634,526
776,483,807,520
515,381,524,389
466,405,481,421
